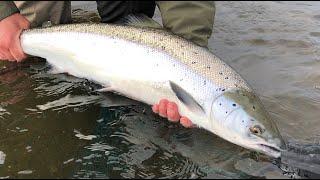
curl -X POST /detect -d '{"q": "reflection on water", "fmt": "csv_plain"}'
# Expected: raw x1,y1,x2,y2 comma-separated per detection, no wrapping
0,1,320,179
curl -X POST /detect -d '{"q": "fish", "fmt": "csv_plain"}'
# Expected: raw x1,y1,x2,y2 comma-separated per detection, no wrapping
20,15,285,158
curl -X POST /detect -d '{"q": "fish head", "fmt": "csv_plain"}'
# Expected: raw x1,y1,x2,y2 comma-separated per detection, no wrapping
210,88,285,158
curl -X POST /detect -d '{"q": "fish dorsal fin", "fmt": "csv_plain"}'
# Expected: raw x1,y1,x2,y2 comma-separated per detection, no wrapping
115,13,163,29
169,81,206,116
42,21,53,28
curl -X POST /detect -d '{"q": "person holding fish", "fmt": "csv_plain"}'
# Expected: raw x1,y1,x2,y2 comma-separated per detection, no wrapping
0,1,215,128
0,1,286,158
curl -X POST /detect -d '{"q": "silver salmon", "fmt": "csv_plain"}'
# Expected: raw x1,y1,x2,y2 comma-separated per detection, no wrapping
20,22,285,158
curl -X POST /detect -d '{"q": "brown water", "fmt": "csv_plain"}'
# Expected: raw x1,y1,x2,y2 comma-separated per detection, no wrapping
0,1,320,179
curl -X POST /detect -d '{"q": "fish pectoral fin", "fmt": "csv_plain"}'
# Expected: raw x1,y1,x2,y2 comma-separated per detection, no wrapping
115,13,163,29
169,81,206,116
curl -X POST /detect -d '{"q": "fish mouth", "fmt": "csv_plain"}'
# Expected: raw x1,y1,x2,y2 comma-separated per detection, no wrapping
256,143,283,158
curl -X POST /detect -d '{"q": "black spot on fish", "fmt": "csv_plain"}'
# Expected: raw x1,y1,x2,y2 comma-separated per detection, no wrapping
226,111,228,114
192,61,196,64
242,120,244,123
219,72,223,75
219,103,222,106
207,66,211,69
222,89,225,92
194,52,198,55
233,104,236,107
161,46,165,50
203,80,206,85
225,77,229,80
253,106,256,110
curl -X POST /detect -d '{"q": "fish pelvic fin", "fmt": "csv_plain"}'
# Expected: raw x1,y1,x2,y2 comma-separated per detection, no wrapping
96,87,114,92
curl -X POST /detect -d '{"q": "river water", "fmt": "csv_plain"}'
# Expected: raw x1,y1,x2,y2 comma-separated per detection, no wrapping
0,1,320,179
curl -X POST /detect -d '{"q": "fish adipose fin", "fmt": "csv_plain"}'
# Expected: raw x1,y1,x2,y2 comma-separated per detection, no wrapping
169,81,206,116
115,13,163,29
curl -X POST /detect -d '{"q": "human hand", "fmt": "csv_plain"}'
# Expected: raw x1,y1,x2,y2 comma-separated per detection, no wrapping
152,99,195,128
0,13,30,62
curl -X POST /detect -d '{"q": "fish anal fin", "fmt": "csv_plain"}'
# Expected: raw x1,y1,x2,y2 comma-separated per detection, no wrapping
96,87,114,92
96,83,115,93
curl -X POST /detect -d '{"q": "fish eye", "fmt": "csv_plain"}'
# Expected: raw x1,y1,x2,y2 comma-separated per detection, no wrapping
249,125,264,135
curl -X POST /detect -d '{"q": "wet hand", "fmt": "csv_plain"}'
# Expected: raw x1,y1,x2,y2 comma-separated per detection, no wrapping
0,13,30,62
152,99,195,128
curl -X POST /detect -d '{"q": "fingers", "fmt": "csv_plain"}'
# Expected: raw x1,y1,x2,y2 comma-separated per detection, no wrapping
18,20,31,61
16,15,30,61
167,102,180,122
152,104,159,113
0,13,30,62
152,99,195,128
4,37,26,61
158,99,169,118
10,29,27,62
0,46,25,62
12,19,30,62
0,49,15,61
180,116,195,128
